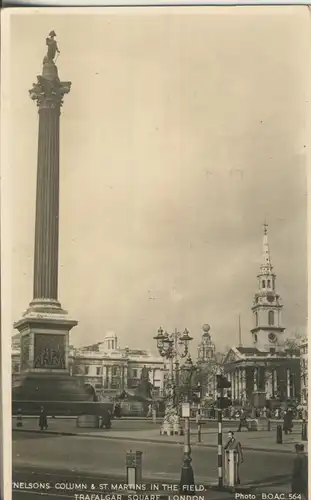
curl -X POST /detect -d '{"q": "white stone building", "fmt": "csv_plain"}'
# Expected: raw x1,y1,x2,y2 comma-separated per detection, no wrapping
12,332,168,396
299,337,308,404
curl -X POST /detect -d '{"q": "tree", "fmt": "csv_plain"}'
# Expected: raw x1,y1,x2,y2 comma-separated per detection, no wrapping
284,332,302,357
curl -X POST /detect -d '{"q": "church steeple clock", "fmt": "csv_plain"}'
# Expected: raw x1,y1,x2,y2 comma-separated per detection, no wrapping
251,224,285,351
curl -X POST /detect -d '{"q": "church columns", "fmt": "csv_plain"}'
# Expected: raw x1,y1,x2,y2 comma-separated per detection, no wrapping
286,369,291,399
272,369,277,397
233,371,238,399
265,369,273,398
253,367,258,391
231,372,235,400
240,368,246,401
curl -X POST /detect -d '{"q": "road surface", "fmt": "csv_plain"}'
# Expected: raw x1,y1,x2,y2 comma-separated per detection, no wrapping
13,432,292,487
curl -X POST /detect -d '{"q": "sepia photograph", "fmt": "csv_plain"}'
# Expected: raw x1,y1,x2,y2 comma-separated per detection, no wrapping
2,5,310,500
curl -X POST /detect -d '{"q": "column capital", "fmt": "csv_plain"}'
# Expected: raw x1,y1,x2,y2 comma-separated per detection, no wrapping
29,66,71,110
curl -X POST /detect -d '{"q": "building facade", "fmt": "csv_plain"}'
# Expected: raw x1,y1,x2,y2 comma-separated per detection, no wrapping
223,225,301,406
12,332,168,396
299,337,308,404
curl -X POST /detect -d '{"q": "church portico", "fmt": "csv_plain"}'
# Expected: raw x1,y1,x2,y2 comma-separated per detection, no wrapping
224,348,300,405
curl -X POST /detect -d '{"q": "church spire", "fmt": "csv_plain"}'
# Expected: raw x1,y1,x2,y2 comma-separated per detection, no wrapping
261,222,272,272
251,224,285,351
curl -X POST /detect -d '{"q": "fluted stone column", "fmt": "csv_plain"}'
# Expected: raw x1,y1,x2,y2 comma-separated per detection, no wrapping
29,61,71,310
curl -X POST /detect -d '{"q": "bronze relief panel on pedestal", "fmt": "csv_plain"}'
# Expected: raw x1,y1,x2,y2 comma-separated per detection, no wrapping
33,333,66,369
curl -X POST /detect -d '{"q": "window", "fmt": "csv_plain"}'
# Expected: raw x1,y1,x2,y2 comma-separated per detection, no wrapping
13,363,19,373
132,369,138,378
262,280,265,288
96,367,101,376
255,312,258,327
268,310,274,326
267,280,271,288
254,334,258,343
84,366,89,375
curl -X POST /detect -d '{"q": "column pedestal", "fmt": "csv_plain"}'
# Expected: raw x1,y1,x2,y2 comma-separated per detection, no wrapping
13,306,94,405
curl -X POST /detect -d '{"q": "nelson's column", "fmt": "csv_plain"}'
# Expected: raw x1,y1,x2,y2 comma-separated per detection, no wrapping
13,33,92,403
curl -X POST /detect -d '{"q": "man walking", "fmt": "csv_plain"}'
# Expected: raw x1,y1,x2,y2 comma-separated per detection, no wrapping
283,409,293,435
224,431,244,484
39,406,48,431
291,444,308,499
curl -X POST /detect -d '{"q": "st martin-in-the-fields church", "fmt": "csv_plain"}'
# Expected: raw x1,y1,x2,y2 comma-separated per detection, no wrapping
223,225,300,407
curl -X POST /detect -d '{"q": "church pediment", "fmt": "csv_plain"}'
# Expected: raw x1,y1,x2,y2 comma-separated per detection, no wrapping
223,348,241,364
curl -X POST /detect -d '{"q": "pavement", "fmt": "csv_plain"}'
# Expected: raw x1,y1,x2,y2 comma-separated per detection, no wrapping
12,417,306,454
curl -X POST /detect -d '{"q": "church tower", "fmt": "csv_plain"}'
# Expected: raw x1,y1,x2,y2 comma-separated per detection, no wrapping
198,324,216,361
251,224,285,351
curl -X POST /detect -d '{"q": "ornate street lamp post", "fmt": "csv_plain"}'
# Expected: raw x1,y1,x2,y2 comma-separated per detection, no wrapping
154,327,193,436
180,355,196,492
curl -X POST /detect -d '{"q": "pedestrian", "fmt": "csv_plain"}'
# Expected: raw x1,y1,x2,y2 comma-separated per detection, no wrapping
224,431,244,484
17,408,23,428
229,406,235,420
147,403,152,418
283,409,293,435
210,406,215,419
237,409,248,432
291,444,308,499
152,404,157,423
114,402,121,418
100,410,112,429
39,406,48,431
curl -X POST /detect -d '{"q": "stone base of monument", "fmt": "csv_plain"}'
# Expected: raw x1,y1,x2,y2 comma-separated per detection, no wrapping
12,372,95,415
248,418,270,431
76,415,99,428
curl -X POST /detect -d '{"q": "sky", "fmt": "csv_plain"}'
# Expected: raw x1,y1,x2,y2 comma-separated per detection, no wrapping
7,6,310,355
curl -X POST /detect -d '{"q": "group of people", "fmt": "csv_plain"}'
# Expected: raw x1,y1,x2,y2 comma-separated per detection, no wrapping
201,403,308,423
234,407,296,434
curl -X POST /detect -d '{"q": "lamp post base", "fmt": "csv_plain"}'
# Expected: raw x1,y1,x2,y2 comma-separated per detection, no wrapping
160,406,184,436
160,420,184,436
180,456,195,493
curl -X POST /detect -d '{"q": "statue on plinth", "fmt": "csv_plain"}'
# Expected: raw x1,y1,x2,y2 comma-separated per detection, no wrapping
135,365,153,400
43,30,60,65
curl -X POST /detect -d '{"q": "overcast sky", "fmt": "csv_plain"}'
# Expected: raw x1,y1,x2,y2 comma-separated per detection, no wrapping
8,6,309,354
